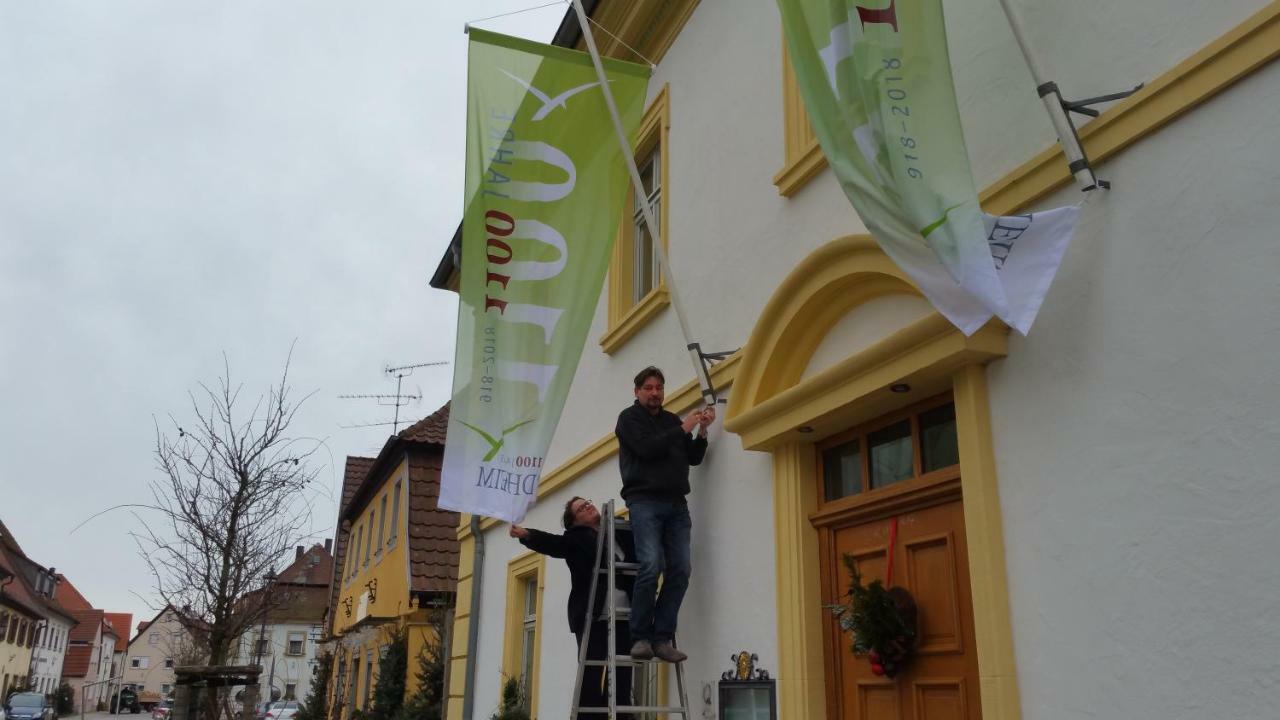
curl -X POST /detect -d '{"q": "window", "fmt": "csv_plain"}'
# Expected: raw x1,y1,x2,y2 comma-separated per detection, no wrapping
164,658,174,668
362,650,374,708
365,508,376,565
503,553,544,715
285,683,296,701
130,657,149,669
286,632,305,656
376,494,387,552
254,636,270,657
161,684,172,696
347,657,359,711
351,524,364,577
388,480,402,547
817,398,960,503
601,84,671,354
148,631,160,646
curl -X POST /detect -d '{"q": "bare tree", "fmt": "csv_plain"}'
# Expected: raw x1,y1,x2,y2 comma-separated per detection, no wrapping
138,354,319,669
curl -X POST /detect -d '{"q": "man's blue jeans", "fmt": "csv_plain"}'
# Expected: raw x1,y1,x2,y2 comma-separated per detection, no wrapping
626,498,691,644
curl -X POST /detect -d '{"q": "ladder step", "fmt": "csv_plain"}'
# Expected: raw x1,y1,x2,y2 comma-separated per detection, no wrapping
582,655,656,666
598,562,640,574
576,707,688,715
599,608,630,621
614,520,631,531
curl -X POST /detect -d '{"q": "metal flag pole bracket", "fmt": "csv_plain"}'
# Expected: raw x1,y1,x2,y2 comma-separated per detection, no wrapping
997,0,1145,192
1033,79,1144,190
687,342,739,406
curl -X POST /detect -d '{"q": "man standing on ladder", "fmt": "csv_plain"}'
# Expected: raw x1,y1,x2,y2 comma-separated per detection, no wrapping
615,366,714,663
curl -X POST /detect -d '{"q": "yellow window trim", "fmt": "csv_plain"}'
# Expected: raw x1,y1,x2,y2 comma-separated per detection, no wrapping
602,84,671,355
775,0,1280,205
502,551,546,717
774,40,825,197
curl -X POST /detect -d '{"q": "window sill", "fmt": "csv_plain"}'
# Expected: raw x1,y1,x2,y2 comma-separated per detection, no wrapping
772,139,826,197
600,286,670,355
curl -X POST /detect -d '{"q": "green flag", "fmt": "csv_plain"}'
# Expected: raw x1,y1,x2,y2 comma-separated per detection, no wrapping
779,0,1078,335
440,29,648,522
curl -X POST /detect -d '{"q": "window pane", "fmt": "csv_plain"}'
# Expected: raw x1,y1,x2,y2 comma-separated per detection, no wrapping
869,420,913,488
634,218,655,301
822,440,861,501
523,579,537,618
721,686,774,720
920,403,959,472
520,628,535,709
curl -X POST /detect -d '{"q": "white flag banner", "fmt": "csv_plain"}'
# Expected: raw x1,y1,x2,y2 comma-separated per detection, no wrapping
779,0,1082,336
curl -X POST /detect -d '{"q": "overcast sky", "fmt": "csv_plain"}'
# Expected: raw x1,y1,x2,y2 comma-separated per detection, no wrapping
0,1,565,632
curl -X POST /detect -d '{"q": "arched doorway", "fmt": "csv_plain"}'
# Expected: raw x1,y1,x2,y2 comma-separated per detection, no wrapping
724,235,1021,720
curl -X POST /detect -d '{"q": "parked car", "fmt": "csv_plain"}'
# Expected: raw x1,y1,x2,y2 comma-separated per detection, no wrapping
4,692,56,720
263,702,299,720
150,700,172,720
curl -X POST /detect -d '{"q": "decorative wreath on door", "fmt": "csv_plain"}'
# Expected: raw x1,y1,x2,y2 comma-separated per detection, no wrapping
827,518,918,678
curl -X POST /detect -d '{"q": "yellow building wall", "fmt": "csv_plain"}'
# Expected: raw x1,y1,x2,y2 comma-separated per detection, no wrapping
0,614,36,694
334,457,412,636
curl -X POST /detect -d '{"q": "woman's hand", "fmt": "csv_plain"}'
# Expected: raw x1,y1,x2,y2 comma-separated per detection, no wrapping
509,524,529,539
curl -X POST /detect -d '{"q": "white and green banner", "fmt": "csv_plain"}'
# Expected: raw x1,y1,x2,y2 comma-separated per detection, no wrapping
440,29,648,523
778,0,1078,335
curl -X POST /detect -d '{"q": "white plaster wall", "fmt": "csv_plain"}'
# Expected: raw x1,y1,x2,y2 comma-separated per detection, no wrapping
31,617,71,695
986,58,1280,719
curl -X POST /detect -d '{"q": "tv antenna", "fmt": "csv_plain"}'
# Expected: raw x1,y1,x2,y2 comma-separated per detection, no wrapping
338,360,448,434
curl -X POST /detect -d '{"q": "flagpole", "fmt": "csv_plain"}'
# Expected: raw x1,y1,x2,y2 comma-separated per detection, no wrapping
570,0,717,406
995,0,1104,191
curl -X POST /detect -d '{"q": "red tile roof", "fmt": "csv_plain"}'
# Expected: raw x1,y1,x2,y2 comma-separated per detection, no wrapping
276,544,333,587
0,543,46,619
398,406,449,444
68,609,105,644
63,645,93,678
406,453,459,595
54,574,94,611
104,612,133,652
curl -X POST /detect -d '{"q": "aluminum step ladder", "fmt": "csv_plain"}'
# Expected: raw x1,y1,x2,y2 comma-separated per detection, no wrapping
570,500,692,719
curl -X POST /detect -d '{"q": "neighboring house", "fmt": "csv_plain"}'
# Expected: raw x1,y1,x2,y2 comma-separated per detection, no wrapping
324,407,459,720
122,607,204,701
230,542,334,703
103,612,133,697
0,527,46,698
431,2,1280,720
0,520,75,698
60,608,118,712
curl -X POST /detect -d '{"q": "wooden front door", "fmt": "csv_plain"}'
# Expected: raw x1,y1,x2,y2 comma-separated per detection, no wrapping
813,397,981,720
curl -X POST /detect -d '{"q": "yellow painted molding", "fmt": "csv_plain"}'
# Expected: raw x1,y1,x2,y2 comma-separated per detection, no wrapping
600,286,671,354
773,139,827,197
578,0,700,65
772,443,828,720
775,36,825,196
502,551,546,717
444,534,474,720
984,0,1280,213
724,234,1008,449
778,2,1280,211
953,364,1022,720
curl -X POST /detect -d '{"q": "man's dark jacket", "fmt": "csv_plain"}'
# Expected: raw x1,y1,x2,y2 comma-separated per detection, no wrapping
615,400,708,502
518,525,635,633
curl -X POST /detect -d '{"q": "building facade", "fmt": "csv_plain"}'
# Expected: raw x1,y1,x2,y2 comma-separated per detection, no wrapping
122,607,201,701
0,558,43,698
435,1,1280,719
0,520,73,699
324,407,460,720
231,543,334,704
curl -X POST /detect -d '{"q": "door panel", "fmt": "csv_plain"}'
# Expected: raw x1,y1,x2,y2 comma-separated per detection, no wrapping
820,497,980,720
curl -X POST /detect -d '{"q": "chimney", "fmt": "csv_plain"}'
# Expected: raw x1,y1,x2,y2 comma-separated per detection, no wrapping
295,546,304,561
324,539,333,554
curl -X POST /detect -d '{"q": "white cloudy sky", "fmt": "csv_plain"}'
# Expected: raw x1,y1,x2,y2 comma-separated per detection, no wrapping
0,1,565,630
